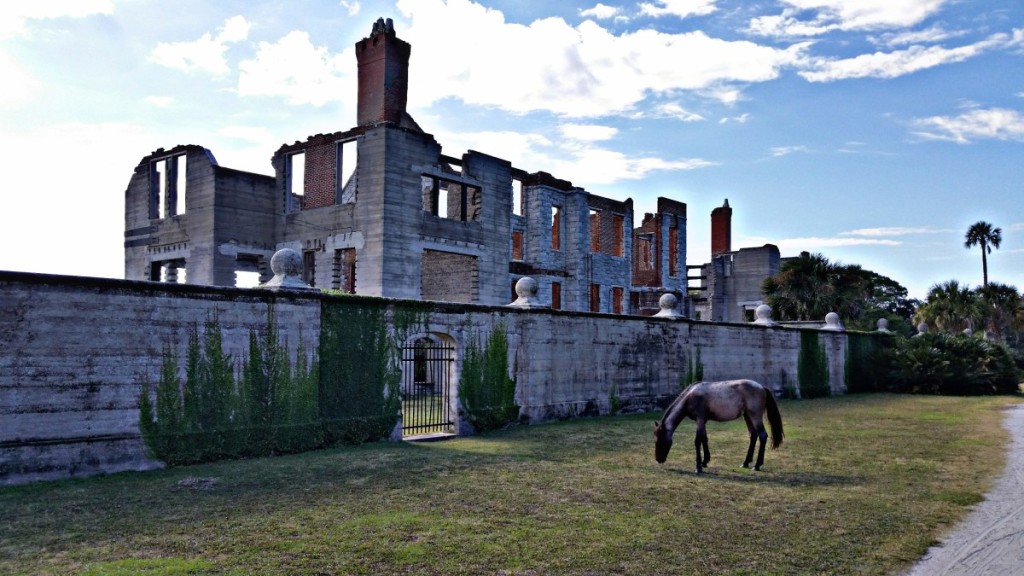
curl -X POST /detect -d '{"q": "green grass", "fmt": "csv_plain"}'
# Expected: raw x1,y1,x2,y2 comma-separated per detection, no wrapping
1,394,1020,575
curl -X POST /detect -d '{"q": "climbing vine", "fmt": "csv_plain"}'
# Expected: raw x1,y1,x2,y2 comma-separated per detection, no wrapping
798,330,830,399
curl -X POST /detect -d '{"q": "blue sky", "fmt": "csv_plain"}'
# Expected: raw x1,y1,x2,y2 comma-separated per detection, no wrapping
1,0,1022,300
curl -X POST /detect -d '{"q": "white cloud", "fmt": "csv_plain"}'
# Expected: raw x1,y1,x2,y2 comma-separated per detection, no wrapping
0,0,114,38
150,15,251,76
432,126,712,187
798,31,1014,82
639,0,717,19
718,113,750,124
0,121,154,278
559,123,618,142
654,102,705,122
749,0,950,38
340,1,361,17
775,236,902,251
144,95,174,108
237,31,353,106
397,0,808,116
912,107,1024,143
870,25,965,47
0,50,40,106
841,226,950,236
580,3,621,20
770,145,809,157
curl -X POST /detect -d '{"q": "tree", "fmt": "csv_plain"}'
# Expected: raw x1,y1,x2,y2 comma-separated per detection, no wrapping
915,280,983,333
964,221,1002,287
762,252,914,328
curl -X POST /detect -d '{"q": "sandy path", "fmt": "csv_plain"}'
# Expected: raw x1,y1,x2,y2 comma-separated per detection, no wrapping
901,404,1024,576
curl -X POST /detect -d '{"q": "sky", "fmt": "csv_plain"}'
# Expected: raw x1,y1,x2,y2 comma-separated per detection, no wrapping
0,0,1022,300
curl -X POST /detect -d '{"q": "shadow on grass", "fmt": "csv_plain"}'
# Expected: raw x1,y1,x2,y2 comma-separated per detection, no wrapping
660,465,858,487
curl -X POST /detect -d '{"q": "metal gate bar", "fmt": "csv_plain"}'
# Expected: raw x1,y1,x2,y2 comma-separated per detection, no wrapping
401,342,454,436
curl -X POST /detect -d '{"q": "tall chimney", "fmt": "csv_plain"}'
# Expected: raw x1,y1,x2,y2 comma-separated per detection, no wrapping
355,18,410,127
710,199,732,257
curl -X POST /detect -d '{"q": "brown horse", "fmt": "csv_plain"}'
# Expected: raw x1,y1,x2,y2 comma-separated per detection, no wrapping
654,379,783,474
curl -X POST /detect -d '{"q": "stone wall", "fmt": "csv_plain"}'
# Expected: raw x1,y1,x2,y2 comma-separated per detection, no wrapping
1,271,853,485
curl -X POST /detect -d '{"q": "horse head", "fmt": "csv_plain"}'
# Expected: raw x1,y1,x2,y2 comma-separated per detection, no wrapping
654,420,673,463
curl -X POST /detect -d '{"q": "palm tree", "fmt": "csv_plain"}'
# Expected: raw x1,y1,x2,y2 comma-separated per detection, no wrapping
915,280,983,333
964,221,1002,286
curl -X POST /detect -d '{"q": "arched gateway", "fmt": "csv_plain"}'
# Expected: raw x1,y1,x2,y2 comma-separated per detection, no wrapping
400,333,456,438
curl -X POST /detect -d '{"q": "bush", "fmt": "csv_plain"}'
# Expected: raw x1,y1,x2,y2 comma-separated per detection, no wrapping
887,332,1020,395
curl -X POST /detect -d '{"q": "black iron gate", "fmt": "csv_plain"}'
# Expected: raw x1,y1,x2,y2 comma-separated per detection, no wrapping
401,340,454,437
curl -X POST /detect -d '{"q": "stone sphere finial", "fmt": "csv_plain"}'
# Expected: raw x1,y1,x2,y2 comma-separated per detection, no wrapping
654,293,683,319
822,312,843,331
507,276,546,308
914,322,928,337
515,276,538,298
259,248,315,291
876,318,890,333
752,304,774,325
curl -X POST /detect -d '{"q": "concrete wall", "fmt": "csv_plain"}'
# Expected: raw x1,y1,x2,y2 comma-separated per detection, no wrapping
1,271,852,485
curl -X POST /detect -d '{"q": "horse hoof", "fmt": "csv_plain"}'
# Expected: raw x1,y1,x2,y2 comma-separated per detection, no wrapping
753,466,762,472
741,463,750,469
695,468,703,475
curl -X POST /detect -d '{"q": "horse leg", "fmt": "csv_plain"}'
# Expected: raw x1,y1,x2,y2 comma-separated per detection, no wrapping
694,420,708,474
742,414,757,468
753,420,769,471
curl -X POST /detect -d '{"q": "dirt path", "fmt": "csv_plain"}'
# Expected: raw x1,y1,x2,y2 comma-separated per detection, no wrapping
901,404,1024,576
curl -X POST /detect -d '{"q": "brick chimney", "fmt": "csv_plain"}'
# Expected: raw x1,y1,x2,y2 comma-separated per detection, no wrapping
355,18,411,127
710,199,732,256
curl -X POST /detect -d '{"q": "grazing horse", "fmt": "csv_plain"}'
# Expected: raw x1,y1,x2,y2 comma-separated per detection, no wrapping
654,379,783,474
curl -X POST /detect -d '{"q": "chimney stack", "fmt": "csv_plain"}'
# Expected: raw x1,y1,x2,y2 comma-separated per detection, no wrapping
355,18,411,127
710,199,732,256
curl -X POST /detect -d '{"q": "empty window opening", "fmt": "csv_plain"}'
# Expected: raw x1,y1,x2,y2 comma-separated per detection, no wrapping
235,271,261,288
288,151,306,197
590,283,600,313
302,250,316,287
421,175,481,222
511,231,524,261
512,178,524,216
234,253,265,287
333,248,357,293
551,282,562,310
551,206,561,250
612,214,624,257
636,234,654,271
150,260,187,284
336,139,357,204
150,153,186,219
612,286,624,314
589,209,601,253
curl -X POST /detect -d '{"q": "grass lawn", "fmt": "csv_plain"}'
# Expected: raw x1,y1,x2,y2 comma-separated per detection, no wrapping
2,393,1021,575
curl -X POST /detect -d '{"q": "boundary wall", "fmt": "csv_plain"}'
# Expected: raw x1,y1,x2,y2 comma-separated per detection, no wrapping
1,271,850,485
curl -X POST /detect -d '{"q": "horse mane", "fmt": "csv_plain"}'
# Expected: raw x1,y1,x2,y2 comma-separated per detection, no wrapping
660,387,693,432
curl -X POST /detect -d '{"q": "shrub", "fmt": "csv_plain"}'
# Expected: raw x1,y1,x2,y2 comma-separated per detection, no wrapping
887,332,1020,395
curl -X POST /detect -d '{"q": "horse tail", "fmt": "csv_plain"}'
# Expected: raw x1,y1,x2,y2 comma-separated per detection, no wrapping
764,389,784,449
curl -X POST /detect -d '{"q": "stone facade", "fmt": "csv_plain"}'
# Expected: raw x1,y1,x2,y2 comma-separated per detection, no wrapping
123,20,688,315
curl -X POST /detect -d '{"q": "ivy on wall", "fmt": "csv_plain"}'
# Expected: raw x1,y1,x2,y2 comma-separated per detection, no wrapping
681,346,705,388
459,322,518,432
798,330,830,399
318,298,404,445
844,332,891,393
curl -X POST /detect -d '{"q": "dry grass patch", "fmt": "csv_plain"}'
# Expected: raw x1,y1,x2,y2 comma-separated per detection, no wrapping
1,394,1019,575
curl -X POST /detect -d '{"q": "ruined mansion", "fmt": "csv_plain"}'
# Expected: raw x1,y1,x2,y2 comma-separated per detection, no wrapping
124,19,774,319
